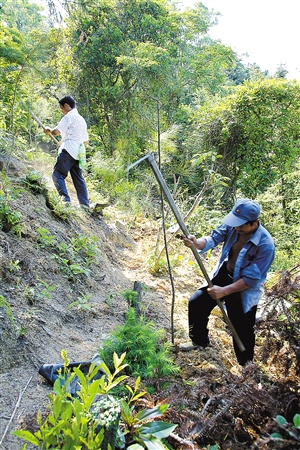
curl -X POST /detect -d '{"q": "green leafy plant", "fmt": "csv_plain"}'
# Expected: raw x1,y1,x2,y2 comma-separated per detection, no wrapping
0,189,22,235
270,413,300,443
22,284,36,305
36,227,56,247
36,228,97,281
122,288,140,309
35,277,57,301
0,174,22,235
12,351,127,449
105,292,119,307
120,376,177,449
147,253,169,276
99,307,180,379
22,279,56,305
69,235,98,267
122,289,137,303
0,294,15,329
67,262,91,277
45,191,74,221
9,259,21,272
21,170,48,195
68,293,93,311
17,325,27,338
12,351,176,450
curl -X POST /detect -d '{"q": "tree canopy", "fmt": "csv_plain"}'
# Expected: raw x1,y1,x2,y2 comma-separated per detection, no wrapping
1,0,300,241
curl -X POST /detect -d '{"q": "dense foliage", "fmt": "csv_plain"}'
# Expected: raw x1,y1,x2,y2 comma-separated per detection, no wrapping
99,307,180,378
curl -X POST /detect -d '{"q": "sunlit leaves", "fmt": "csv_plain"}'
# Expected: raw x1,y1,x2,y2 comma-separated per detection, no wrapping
190,78,300,202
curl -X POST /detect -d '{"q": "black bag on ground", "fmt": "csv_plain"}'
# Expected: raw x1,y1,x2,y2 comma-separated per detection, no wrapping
39,354,105,396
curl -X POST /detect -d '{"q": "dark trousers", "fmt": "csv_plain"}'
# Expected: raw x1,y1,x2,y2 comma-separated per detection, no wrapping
52,150,89,207
188,263,257,366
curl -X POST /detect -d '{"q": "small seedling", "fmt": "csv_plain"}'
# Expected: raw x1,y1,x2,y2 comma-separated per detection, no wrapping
105,292,119,308
9,259,21,272
17,325,27,338
0,295,15,329
35,277,57,301
37,227,56,247
270,413,300,443
68,293,93,311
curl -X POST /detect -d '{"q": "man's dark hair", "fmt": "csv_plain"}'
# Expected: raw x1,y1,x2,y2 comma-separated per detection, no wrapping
58,96,76,109
246,220,259,226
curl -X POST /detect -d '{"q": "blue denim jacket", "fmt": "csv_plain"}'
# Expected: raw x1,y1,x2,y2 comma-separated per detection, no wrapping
200,223,275,313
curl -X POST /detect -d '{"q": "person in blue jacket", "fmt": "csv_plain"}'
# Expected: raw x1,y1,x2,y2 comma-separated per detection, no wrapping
180,198,275,366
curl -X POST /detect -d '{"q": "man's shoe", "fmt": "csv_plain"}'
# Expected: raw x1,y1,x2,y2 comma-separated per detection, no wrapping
179,341,200,352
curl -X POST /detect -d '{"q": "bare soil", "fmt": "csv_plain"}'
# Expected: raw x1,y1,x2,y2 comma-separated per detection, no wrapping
0,153,299,450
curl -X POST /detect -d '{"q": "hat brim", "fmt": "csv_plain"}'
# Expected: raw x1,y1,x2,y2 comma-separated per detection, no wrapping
222,212,248,227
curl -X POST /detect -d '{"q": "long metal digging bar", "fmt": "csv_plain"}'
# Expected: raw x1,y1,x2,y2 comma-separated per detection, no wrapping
140,152,245,352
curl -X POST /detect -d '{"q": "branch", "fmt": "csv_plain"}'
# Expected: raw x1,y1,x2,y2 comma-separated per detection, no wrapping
169,432,195,448
0,375,33,446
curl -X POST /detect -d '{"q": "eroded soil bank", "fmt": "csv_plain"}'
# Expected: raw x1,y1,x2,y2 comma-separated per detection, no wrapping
1,155,299,450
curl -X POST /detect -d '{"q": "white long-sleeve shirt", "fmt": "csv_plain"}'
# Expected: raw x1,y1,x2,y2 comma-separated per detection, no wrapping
56,108,88,160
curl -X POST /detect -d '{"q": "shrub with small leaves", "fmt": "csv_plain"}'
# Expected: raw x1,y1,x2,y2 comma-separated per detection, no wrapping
99,307,180,379
21,170,47,195
0,190,22,234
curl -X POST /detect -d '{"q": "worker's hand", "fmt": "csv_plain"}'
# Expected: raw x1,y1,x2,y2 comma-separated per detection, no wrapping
181,235,206,250
181,234,197,248
43,127,52,135
207,285,226,300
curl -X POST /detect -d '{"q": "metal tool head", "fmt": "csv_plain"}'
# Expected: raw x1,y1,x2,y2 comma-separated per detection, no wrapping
126,153,155,172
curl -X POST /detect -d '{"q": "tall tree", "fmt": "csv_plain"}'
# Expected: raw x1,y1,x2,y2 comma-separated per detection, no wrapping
0,0,50,139
46,0,237,161
187,78,300,214
1,0,43,33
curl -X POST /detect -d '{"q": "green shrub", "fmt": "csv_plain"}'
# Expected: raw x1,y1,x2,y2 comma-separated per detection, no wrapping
99,307,180,379
36,227,98,281
69,234,98,267
20,170,48,195
0,194,22,234
89,152,125,201
45,191,74,221
89,152,162,216
0,175,22,235
12,351,127,450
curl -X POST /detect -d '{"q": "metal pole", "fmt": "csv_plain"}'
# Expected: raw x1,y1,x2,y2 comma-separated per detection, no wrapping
144,153,245,352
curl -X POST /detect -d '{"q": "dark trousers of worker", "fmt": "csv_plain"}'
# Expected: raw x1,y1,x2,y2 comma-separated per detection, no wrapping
52,149,89,207
188,263,257,366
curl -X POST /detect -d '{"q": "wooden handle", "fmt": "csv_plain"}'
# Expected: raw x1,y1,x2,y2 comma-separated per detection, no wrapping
145,153,246,352
29,109,60,146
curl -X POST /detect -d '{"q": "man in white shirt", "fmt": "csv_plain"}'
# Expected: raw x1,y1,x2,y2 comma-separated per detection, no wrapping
44,95,89,207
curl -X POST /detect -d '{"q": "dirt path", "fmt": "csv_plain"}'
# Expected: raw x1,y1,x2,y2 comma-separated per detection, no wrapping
1,155,299,450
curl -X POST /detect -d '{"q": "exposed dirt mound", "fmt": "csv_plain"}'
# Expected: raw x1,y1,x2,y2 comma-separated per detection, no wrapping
0,153,299,450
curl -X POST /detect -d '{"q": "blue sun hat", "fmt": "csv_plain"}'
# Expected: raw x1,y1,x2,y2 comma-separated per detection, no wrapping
222,198,260,227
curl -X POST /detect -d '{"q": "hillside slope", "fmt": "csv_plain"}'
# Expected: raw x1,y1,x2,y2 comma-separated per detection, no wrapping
0,153,299,450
